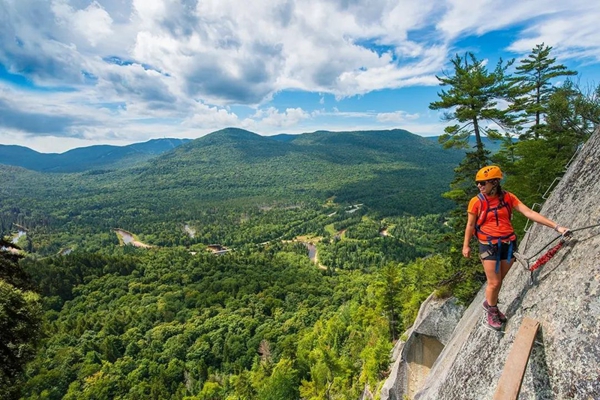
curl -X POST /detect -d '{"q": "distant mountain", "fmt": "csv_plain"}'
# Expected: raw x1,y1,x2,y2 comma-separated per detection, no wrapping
1,128,465,220
118,127,464,216
268,133,298,142
291,129,451,164
0,138,191,172
426,135,511,152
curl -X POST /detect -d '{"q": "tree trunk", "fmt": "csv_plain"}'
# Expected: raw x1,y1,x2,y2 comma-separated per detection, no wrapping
473,117,484,153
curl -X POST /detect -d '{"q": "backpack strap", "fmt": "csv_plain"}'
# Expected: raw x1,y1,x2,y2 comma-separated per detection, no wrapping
500,191,513,221
475,193,488,228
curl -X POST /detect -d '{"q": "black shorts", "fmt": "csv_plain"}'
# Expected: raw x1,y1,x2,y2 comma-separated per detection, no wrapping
479,240,518,261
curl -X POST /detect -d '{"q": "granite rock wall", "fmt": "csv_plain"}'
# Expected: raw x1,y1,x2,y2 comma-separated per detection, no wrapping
412,127,600,400
380,294,465,400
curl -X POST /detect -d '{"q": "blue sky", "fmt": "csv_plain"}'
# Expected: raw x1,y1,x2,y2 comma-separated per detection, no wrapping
1,0,600,153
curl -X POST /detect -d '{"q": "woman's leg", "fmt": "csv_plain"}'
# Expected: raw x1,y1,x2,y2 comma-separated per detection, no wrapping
483,259,502,306
500,258,514,280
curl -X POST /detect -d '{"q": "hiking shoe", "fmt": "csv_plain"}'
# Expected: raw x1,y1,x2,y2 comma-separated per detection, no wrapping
483,300,507,323
486,307,503,330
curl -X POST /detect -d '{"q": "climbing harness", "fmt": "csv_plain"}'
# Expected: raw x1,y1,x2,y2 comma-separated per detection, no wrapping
515,222,600,285
475,192,516,274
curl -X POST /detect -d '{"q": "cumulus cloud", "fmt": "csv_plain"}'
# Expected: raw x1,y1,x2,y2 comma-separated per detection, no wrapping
0,0,599,151
99,63,178,108
53,1,114,47
2,0,451,103
250,107,310,128
182,103,241,129
376,111,420,123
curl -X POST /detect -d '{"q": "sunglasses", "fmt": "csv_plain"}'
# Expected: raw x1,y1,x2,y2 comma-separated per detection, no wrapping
476,181,490,186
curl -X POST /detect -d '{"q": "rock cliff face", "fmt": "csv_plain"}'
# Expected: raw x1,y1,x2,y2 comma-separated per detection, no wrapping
413,127,600,400
380,294,465,400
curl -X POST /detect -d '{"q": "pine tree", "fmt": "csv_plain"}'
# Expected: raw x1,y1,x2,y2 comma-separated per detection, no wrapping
376,262,402,340
499,45,595,232
429,53,516,303
508,43,577,139
545,80,600,141
429,52,516,158
0,240,43,399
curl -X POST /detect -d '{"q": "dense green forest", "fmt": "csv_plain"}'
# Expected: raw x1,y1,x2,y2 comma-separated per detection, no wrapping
0,127,458,399
14,245,451,400
1,43,599,399
0,128,461,257
3,205,452,399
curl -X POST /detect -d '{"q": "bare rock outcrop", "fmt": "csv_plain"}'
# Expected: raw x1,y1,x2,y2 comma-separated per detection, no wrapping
413,127,600,400
380,293,465,400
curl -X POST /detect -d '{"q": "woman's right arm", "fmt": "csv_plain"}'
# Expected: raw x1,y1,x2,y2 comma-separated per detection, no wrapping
463,212,477,258
514,202,569,234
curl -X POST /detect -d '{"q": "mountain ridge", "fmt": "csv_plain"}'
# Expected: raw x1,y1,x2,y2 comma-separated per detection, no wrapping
0,128,450,173
0,138,191,172
0,128,465,222
425,135,509,152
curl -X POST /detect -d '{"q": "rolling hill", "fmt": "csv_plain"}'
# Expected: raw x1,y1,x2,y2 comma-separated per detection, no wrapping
0,138,190,172
0,128,464,250
115,128,463,214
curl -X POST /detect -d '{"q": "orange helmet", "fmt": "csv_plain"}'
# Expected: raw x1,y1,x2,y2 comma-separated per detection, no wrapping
476,165,503,181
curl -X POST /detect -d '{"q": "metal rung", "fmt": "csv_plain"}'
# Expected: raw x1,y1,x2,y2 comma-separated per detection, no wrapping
524,203,542,233
564,143,583,171
542,178,561,200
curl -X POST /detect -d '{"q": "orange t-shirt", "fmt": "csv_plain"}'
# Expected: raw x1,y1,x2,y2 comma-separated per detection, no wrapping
468,192,521,241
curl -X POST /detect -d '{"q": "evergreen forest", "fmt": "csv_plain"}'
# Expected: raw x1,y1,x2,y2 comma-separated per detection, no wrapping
1,44,599,399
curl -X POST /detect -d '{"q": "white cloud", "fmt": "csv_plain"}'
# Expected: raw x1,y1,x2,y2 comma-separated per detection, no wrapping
249,107,310,128
0,0,599,152
52,1,114,47
438,0,600,62
437,0,559,39
508,6,600,62
376,111,420,123
74,4,114,47
124,0,453,102
182,103,241,129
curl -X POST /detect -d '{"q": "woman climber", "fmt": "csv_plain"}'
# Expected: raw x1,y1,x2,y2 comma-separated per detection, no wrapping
462,165,569,330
